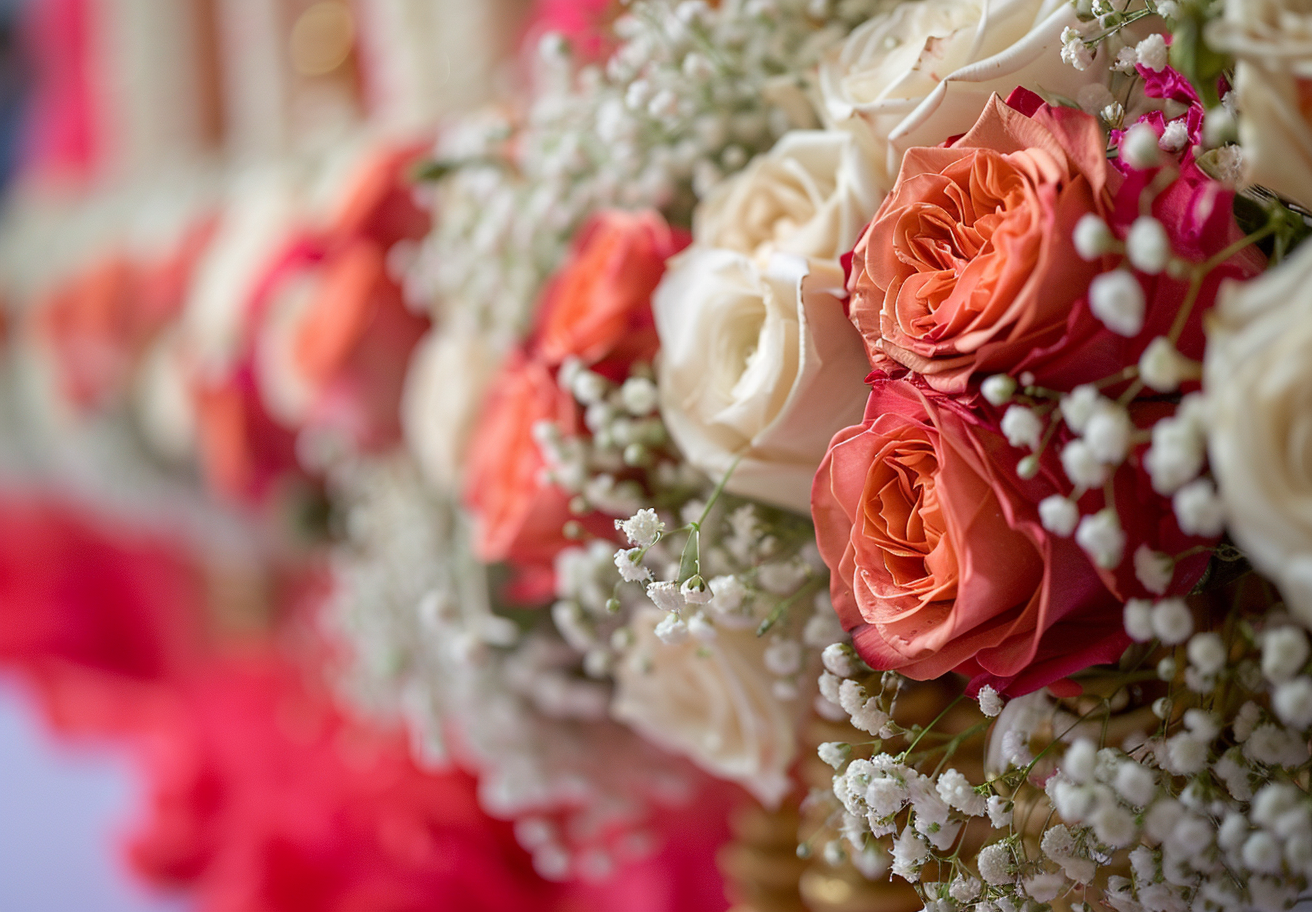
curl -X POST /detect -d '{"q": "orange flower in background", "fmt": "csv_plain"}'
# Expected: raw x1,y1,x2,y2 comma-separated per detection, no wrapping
254,145,430,452
847,94,1115,393
36,216,217,410
535,209,687,371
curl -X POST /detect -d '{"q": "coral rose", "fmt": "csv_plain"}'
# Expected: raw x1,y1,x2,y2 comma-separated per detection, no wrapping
848,94,1116,393
464,353,576,566
813,379,1169,695
535,209,687,372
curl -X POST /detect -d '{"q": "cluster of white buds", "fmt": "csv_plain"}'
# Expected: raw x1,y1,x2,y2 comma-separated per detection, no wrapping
328,459,690,882
417,0,888,336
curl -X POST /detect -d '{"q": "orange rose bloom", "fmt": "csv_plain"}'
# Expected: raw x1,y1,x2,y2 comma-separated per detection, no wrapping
848,94,1117,393
812,379,1133,693
535,210,687,369
463,353,580,569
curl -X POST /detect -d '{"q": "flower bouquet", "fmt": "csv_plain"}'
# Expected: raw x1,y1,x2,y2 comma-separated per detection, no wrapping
9,0,1312,911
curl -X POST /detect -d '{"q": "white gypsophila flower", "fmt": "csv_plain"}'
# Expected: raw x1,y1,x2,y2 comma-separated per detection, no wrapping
654,613,690,644
1126,217,1172,275
977,685,1004,717
1064,738,1098,784
1089,269,1146,336
1093,802,1138,847
977,843,1014,885
1134,544,1174,595
1025,871,1066,903
615,547,652,582
937,768,986,816
1173,477,1226,537
1187,631,1227,676
1039,495,1080,537
1001,405,1044,450
1234,701,1263,742
618,508,665,548
1139,336,1188,392
1113,760,1157,807
1262,627,1310,682
1074,213,1114,260
1123,595,1154,637
647,580,685,613
764,639,803,676
981,374,1017,406
619,376,659,416
1244,723,1308,766
680,575,713,605
1151,598,1193,645
1062,438,1109,489
1121,121,1162,169
1273,677,1312,729
1144,415,1206,495
818,741,851,769
1062,27,1094,70
1085,401,1132,464
1076,509,1125,569
987,795,1013,828
1184,708,1220,741
1061,384,1102,433
949,875,981,903
821,643,861,678
1158,118,1190,152
891,827,930,882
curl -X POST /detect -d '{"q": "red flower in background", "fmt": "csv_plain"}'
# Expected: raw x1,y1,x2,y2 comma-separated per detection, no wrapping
0,495,734,912
35,215,216,411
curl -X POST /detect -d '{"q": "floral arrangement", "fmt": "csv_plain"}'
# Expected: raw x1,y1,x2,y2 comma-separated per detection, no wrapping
9,0,1312,911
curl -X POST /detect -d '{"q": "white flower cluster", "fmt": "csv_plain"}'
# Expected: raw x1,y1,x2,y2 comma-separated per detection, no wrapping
324,456,700,882
813,574,1312,912
411,0,889,336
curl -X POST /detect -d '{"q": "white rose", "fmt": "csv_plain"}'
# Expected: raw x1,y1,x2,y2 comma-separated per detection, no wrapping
611,608,800,808
694,127,882,263
1208,0,1312,210
401,325,502,494
653,250,869,515
820,0,1103,192
1206,242,1312,627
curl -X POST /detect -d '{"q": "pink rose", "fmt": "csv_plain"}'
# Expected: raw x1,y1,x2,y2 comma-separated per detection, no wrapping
812,378,1206,695
533,209,687,375
848,93,1115,393
847,91,1262,394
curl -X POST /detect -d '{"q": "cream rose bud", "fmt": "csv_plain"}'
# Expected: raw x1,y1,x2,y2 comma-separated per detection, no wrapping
1209,1,1312,211
611,608,802,808
401,325,501,494
693,127,882,263
653,250,869,515
1206,241,1312,627
819,0,1105,191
